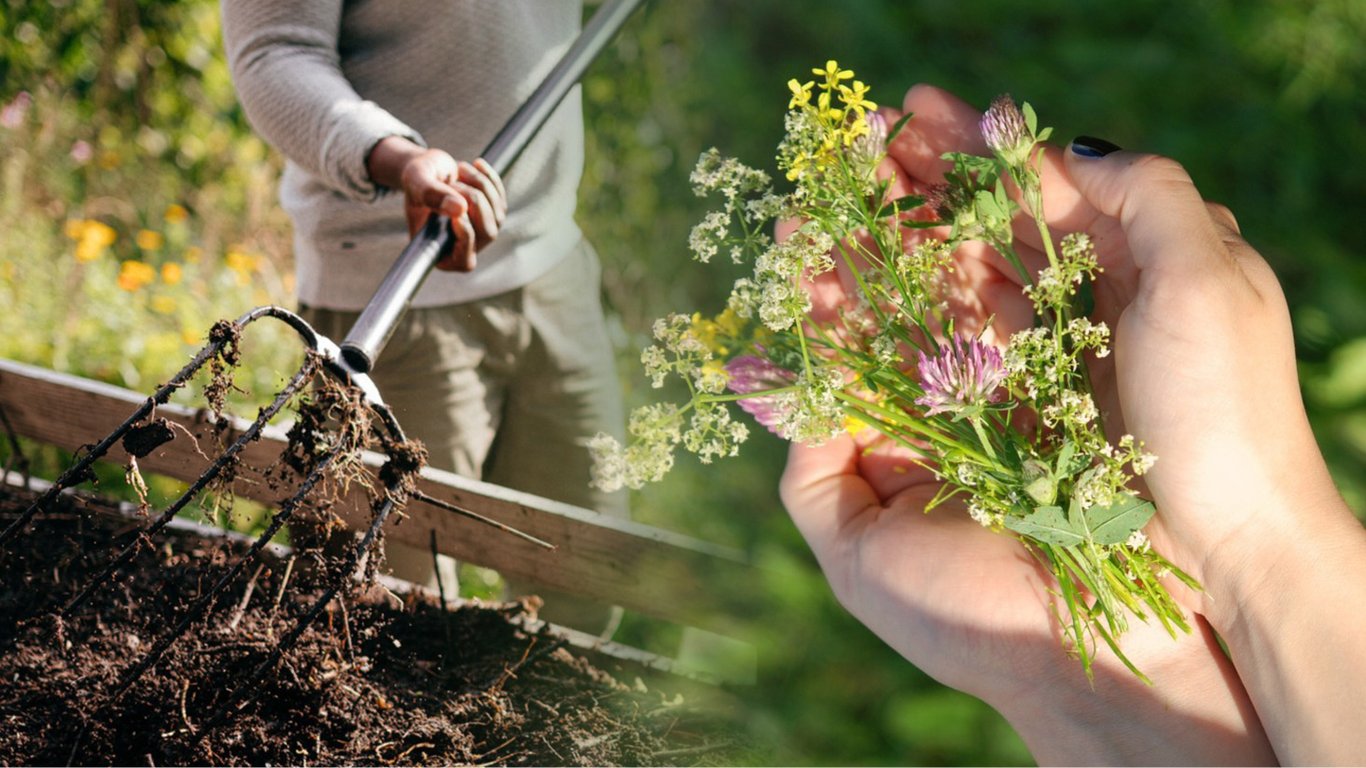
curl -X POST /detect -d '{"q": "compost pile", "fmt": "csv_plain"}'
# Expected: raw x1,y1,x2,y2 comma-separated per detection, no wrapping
0,484,744,766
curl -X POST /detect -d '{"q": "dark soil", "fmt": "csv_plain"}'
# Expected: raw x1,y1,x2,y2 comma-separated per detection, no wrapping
0,484,746,766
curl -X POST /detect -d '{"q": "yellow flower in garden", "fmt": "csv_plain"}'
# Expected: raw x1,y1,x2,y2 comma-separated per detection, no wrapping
163,204,189,224
117,260,156,291
226,248,259,275
151,295,177,315
843,414,868,437
68,219,117,262
700,358,730,386
787,79,814,109
136,229,164,250
838,80,877,118
841,114,870,147
161,262,183,285
812,59,853,89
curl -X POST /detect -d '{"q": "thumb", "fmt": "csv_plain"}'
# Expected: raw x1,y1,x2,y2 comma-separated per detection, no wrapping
1062,139,1231,280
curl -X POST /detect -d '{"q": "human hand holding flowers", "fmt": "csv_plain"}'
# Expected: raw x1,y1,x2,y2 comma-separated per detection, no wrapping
1056,119,1366,766
780,83,1273,765
594,63,1199,677
594,61,1366,763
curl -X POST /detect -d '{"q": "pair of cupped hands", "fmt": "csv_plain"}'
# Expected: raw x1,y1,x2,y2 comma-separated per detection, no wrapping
387,81,1364,764
779,85,1366,765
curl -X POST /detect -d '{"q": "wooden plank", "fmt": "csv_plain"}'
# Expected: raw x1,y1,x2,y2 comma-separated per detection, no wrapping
0,358,761,636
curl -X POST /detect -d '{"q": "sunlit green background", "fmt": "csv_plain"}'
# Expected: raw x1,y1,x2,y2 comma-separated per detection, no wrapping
3,0,1363,764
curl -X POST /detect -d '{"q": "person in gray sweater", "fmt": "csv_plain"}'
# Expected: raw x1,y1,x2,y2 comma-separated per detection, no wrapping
221,0,627,635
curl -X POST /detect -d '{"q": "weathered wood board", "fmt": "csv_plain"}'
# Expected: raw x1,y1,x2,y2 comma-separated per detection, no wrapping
0,358,762,637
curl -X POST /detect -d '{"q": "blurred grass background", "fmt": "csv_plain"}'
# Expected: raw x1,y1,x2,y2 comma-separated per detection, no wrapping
2,0,1363,764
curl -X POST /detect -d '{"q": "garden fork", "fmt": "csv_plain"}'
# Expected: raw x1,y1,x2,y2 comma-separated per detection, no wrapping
0,0,643,720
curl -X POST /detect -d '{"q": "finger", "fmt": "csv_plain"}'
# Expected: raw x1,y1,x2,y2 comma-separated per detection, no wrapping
1063,148,1235,280
886,84,989,183
1008,144,1116,257
461,160,508,227
1205,201,1240,234
422,185,468,222
780,436,880,556
453,180,498,250
436,213,477,272
472,158,508,218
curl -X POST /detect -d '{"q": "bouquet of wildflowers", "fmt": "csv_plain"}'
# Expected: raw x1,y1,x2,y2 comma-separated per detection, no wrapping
592,61,1198,680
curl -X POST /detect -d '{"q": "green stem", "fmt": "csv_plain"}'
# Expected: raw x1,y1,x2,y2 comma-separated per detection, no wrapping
969,416,999,462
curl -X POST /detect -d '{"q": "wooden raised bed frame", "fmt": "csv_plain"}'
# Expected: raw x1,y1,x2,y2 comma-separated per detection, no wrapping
0,358,761,641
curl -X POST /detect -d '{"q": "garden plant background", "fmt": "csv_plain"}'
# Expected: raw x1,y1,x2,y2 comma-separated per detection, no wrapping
2,0,1364,764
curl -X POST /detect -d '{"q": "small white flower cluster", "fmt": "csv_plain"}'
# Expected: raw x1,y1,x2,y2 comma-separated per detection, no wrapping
689,147,771,201
1041,389,1099,428
688,211,729,264
1004,316,1112,402
687,150,785,266
588,402,684,492
740,226,836,332
642,313,710,389
1023,233,1100,313
682,400,750,464
589,395,751,492
778,367,846,444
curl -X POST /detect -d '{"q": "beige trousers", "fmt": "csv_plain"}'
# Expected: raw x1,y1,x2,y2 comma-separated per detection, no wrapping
301,239,627,634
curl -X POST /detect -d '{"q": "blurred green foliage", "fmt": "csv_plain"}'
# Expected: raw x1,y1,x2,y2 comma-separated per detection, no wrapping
2,0,1364,764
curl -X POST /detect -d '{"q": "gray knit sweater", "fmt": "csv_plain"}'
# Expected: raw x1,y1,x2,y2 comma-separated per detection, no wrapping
221,0,584,310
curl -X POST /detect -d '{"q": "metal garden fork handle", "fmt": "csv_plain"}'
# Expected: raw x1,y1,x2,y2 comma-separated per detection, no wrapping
339,0,645,374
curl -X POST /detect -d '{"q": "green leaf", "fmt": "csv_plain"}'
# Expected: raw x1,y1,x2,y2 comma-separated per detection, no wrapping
1054,441,1076,476
886,194,925,214
887,111,914,142
1004,506,1085,547
1023,475,1056,505
1022,101,1038,136
1083,493,1157,545
974,189,1002,219
1036,126,1053,143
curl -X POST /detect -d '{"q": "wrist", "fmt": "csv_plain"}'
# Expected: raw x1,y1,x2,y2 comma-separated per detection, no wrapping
992,619,1273,765
1199,491,1366,763
1196,469,1358,632
365,135,425,192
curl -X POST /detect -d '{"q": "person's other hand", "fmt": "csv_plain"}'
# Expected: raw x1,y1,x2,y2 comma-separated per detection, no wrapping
1047,118,1366,766
367,137,507,271
778,84,1275,765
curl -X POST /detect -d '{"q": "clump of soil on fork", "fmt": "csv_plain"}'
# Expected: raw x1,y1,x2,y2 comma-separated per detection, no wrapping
0,485,749,766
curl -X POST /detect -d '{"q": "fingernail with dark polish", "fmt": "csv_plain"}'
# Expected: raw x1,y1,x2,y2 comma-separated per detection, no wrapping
1070,136,1122,158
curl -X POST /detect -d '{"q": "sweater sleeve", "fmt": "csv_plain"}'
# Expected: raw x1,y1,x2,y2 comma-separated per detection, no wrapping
219,0,423,201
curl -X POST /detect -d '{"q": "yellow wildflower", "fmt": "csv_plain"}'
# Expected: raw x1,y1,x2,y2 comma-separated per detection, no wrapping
838,80,877,118
225,249,258,274
117,260,156,291
700,358,730,387
812,59,854,89
136,229,164,250
787,79,814,109
163,203,189,223
70,219,117,263
226,248,260,286
842,114,870,147
161,262,183,285
843,414,868,437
